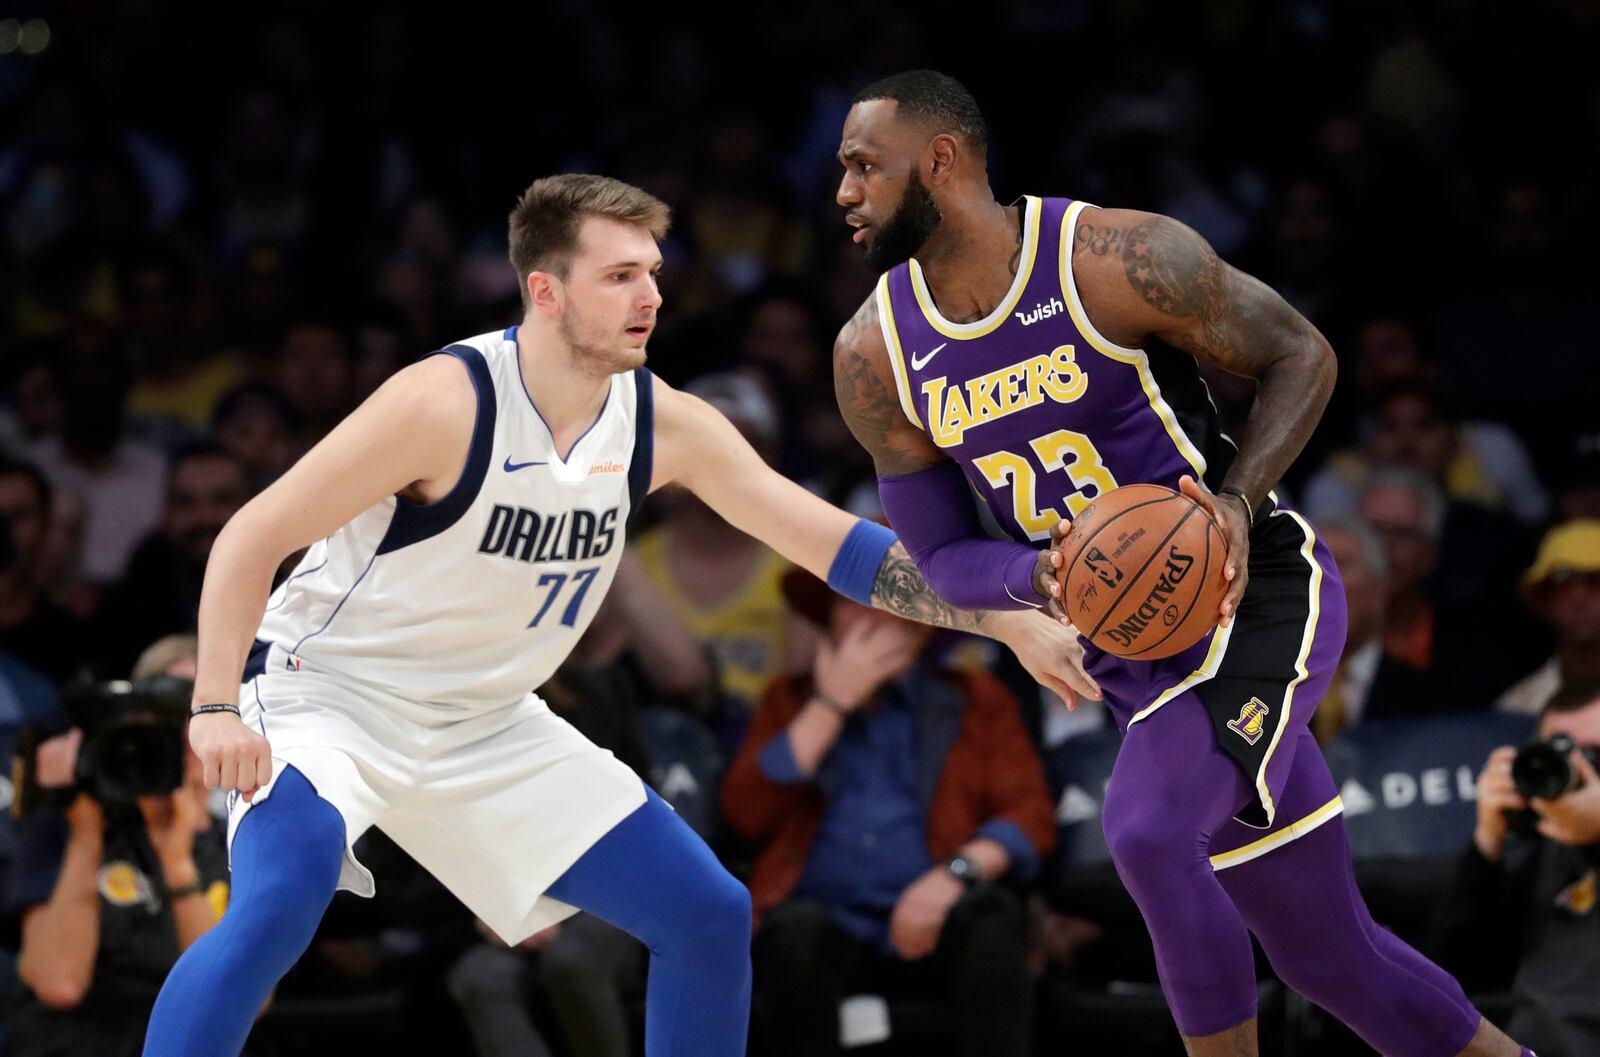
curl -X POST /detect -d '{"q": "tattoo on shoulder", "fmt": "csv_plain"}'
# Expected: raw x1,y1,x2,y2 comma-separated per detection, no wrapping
833,299,934,475
1074,223,1125,257
871,543,983,633
1121,216,1235,361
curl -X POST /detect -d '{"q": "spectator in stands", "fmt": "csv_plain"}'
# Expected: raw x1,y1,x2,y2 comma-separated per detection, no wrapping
0,459,86,682
121,239,247,442
635,373,817,731
1500,522,1600,717
725,566,1054,1057
95,443,251,677
25,347,166,585
1304,376,1549,527
1313,516,1438,742
275,316,357,448
1357,467,1528,704
1431,680,1600,1056
211,383,300,490
8,636,230,1057
1552,433,1600,523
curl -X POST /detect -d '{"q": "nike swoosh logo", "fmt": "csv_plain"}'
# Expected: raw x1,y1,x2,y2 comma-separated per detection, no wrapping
503,456,547,472
910,342,947,371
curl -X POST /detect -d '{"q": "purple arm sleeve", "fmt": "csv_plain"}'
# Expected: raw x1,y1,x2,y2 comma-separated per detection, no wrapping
877,462,1045,612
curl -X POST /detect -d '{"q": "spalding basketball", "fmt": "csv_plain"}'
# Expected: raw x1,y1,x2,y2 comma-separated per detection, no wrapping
1056,483,1229,660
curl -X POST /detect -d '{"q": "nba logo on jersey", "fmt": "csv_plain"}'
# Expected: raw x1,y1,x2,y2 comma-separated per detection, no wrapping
1227,698,1270,746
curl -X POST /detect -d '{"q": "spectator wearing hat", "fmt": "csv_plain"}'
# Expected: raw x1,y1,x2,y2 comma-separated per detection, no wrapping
1500,521,1600,716
724,563,1054,1057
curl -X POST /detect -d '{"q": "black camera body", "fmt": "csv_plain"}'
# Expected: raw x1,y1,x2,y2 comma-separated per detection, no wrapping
19,676,194,812
1511,733,1600,801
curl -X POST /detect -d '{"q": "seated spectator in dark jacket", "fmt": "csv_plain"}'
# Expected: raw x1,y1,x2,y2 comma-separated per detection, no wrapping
1313,516,1440,742
1499,521,1600,717
1356,468,1532,705
7,637,230,1057
723,568,1055,1057
1430,680,1600,1056
95,442,250,676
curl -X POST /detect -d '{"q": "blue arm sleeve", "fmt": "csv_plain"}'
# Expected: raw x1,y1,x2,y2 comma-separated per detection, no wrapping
877,463,1044,612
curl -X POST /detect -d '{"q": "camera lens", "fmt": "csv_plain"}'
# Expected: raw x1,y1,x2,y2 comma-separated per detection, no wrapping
1512,734,1579,801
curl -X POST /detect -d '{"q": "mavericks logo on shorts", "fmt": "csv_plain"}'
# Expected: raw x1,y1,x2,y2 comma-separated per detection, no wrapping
1227,697,1270,746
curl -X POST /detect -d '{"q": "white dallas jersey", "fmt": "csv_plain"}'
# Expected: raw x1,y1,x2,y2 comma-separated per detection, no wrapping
254,325,652,709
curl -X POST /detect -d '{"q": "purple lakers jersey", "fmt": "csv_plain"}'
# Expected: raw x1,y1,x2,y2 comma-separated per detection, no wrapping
877,196,1236,544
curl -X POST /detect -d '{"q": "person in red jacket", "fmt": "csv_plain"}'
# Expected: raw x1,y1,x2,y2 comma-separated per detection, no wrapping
723,564,1055,1057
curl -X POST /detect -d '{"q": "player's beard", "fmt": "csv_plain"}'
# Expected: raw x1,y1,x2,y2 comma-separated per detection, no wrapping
864,171,944,272
559,300,645,377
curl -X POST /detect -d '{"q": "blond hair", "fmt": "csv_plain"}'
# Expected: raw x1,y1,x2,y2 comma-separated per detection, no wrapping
132,633,199,680
508,174,671,305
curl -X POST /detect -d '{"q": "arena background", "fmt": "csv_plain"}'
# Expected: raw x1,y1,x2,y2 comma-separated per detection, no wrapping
1,2,1598,1055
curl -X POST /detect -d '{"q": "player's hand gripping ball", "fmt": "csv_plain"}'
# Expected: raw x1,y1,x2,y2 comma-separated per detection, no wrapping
1053,483,1229,660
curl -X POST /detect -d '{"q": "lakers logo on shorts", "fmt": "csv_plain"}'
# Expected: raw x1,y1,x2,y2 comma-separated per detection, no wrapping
1227,697,1270,746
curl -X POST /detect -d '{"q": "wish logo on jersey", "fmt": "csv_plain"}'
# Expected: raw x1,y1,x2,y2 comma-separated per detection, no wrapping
479,504,619,564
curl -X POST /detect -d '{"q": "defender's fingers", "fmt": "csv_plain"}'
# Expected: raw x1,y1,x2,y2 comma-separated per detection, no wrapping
202,751,221,789
218,754,240,792
235,757,257,796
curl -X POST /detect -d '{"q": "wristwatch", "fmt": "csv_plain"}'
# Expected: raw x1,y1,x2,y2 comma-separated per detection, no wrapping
944,854,983,888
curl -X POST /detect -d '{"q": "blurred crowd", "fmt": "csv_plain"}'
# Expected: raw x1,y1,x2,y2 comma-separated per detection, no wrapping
2,1,1600,1055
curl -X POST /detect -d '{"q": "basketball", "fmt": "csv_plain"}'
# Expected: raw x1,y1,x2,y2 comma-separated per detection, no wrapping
1055,483,1229,660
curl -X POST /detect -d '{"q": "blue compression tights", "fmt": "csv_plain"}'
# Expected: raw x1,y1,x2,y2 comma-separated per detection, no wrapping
143,774,751,1057
143,766,345,1057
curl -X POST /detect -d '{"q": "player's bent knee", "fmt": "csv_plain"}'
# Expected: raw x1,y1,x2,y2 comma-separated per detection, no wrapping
681,868,752,948
1102,812,1181,880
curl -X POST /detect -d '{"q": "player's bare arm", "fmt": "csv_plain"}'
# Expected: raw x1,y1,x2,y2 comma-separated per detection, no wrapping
188,355,477,798
651,374,1097,704
831,294,945,477
1072,207,1337,623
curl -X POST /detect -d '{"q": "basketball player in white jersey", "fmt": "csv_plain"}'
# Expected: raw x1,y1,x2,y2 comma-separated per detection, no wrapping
141,175,1095,1057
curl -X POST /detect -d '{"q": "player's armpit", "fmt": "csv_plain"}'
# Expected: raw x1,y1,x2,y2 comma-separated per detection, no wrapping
832,293,945,476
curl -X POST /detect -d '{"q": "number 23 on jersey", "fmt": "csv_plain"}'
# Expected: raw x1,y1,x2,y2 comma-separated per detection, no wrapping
971,429,1118,541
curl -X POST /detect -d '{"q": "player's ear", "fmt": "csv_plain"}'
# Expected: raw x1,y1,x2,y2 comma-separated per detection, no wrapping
526,270,564,318
926,133,959,185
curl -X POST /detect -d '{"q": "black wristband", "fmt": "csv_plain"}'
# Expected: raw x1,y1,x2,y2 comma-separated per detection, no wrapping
1217,486,1255,528
165,880,204,901
190,703,241,718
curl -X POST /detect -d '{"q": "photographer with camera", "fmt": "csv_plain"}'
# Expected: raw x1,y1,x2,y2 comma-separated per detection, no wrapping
1430,679,1600,1056
6,637,229,1057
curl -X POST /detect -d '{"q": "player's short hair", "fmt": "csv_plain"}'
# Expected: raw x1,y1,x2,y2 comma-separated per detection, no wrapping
852,69,988,157
508,174,672,302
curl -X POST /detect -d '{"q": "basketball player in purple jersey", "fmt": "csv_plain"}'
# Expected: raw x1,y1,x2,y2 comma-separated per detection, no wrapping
831,71,1532,1057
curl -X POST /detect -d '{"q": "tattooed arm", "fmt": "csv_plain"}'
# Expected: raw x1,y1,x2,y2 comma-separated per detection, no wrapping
1071,209,1336,622
831,294,946,475
1071,208,1336,515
